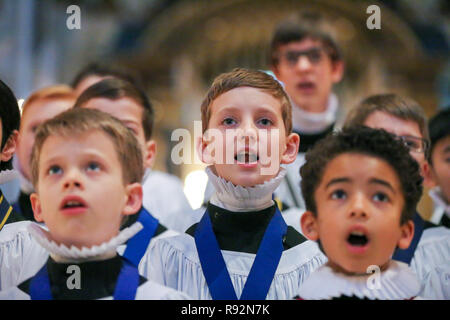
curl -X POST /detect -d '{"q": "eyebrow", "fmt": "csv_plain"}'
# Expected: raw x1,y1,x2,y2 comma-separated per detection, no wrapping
325,177,396,193
325,177,351,189
369,178,396,194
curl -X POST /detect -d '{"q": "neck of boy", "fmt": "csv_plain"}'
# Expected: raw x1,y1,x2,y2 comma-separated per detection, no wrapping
206,166,286,212
327,259,391,277
291,93,338,134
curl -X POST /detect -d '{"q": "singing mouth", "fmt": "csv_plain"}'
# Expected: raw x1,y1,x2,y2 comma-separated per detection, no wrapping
347,230,369,247
235,151,259,164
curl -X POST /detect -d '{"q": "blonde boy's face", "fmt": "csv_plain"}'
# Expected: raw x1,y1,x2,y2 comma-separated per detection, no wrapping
17,99,73,180
301,153,413,274
30,130,142,248
202,86,299,187
82,97,156,169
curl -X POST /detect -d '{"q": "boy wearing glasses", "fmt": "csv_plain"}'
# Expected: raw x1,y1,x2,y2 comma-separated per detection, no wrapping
268,12,344,224
344,93,450,299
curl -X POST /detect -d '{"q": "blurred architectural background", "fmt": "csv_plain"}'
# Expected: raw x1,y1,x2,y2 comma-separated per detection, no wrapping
0,0,448,212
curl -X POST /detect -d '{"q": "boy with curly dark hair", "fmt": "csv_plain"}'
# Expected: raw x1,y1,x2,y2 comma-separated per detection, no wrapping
297,126,424,299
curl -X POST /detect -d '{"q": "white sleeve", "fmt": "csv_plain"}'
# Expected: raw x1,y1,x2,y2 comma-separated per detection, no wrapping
0,221,48,290
410,226,450,299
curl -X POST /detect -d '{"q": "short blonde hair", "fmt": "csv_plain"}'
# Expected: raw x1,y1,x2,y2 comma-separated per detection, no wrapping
30,108,143,188
21,85,76,120
200,68,292,134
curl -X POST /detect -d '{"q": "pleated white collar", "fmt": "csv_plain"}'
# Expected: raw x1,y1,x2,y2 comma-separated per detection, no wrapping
297,260,420,300
206,166,286,212
27,222,143,263
292,93,338,134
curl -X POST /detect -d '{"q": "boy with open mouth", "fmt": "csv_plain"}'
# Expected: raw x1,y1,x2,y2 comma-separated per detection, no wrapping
146,68,326,299
296,126,423,299
0,108,188,299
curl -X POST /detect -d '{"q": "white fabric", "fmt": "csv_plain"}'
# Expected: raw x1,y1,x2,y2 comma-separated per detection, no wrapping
0,270,191,300
146,233,326,299
0,212,178,290
0,169,19,185
27,222,142,262
409,226,450,299
297,260,420,300
206,166,286,212
291,93,339,134
429,187,450,225
142,169,193,232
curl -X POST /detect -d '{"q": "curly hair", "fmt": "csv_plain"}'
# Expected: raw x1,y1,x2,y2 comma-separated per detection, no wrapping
300,126,423,225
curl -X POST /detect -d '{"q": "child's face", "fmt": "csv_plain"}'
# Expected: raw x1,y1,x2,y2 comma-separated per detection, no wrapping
17,99,72,180
202,86,299,187
82,97,156,169
301,153,413,274
364,111,428,178
272,38,343,113
430,136,450,203
30,130,142,248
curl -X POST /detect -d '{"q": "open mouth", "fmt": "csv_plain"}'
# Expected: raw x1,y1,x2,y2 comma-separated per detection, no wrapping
62,200,86,209
235,151,259,164
297,81,315,91
347,231,369,247
60,196,88,215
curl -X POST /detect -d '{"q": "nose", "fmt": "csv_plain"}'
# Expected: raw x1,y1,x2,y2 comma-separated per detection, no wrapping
237,118,258,142
349,193,369,219
296,55,312,72
63,168,83,190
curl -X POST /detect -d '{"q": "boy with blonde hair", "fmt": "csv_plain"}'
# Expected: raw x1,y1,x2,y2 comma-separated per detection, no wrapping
147,68,325,299
0,108,188,299
13,85,75,221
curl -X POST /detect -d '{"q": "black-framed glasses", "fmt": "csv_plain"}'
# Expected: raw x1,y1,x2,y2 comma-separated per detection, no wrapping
281,47,325,66
397,135,429,153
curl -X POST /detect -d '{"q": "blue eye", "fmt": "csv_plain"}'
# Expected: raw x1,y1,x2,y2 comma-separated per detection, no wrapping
257,118,273,127
222,117,237,126
331,189,346,200
86,162,101,172
373,192,389,202
48,165,62,175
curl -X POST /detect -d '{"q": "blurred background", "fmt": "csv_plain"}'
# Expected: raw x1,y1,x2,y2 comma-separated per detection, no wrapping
0,0,448,214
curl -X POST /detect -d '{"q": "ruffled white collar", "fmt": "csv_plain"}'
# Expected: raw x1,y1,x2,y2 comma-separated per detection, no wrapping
429,187,450,224
27,222,143,263
206,166,286,212
0,169,19,185
297,260,420,300
292,93,339,134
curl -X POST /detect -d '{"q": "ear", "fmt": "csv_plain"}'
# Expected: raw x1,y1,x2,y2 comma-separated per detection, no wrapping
271,65,281,79
122,183,143,216
196,134,214,165
331,60,344,84
397,220,415,250
0,130,19,162
281,132,300,164
300,210,319,241
143,139,157,169
421,161,435,189
30,192,44,222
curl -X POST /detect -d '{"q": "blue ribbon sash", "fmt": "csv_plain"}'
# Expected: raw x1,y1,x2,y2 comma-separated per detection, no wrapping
123,207,159,267
195,206,287,300
30,259,140,300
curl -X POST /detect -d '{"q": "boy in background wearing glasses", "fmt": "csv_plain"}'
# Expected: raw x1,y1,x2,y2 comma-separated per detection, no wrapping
344,93,450,299
268,12,344,229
